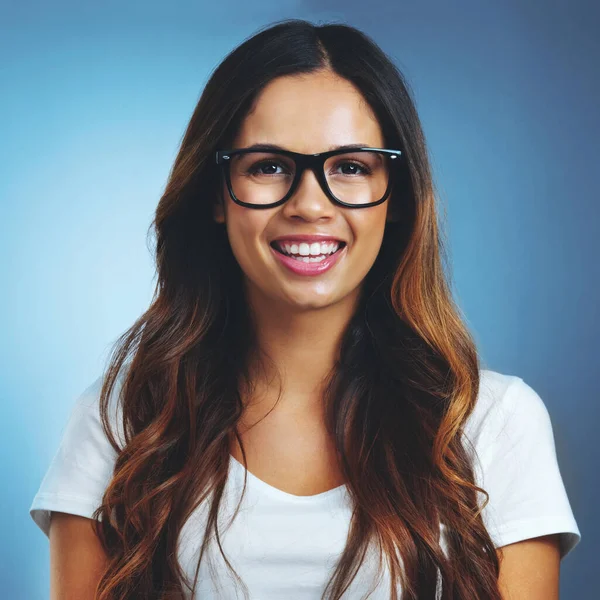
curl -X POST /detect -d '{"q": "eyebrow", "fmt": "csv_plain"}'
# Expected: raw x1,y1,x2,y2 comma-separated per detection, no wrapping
243,142,375,152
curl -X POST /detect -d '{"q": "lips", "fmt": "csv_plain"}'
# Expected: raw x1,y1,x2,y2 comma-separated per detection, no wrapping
270,234,346,244
270,242,347,276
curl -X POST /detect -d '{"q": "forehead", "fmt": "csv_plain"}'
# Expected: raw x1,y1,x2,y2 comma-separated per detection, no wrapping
232,71,385,152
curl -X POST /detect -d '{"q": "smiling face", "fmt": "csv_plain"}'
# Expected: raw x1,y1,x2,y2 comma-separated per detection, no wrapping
214,69,394,312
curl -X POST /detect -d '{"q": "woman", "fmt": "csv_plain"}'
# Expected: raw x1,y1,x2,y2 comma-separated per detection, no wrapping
30,19,580,599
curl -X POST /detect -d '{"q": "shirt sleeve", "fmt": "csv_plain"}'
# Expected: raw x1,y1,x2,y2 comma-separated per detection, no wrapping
29,374,124,538
469,375,581,559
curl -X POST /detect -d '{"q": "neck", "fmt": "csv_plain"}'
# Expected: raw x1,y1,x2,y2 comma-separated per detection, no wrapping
243,283,361,413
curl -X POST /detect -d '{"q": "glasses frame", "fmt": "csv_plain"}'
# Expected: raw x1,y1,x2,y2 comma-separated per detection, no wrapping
215,145,403,209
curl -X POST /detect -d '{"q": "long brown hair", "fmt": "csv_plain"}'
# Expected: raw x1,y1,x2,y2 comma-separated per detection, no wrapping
91,18,502,599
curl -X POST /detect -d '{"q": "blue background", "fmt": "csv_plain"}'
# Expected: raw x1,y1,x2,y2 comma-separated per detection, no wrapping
2,1,597,597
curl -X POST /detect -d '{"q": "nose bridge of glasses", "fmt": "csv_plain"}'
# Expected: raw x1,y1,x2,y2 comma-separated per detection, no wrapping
292,153,331,198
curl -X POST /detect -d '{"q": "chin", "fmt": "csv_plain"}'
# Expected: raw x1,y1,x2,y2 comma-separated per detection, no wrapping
281,289,346,312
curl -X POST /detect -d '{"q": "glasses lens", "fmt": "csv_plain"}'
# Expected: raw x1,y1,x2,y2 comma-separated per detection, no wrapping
229,151,295,206
228,151,391,206
324,151,390,205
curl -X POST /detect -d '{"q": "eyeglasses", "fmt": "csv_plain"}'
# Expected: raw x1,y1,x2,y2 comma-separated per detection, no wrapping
215,145,402,209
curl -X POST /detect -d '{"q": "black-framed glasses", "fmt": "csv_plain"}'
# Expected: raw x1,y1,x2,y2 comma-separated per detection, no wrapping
215,145,402,209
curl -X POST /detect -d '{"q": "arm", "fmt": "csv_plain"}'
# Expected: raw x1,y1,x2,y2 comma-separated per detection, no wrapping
497,533,561,600
49,511,109,600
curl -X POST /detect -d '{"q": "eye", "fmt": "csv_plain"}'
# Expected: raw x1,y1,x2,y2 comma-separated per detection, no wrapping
247,160,291,176
333,161,372,176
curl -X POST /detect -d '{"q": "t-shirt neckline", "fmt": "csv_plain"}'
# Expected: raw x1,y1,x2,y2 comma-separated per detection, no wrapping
229,453,348,502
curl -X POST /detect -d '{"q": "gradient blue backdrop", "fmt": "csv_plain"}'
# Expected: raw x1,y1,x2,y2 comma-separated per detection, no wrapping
2,1,597,598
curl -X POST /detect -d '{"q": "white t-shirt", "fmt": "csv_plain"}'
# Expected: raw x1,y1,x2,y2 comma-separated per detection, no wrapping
30,368,581,598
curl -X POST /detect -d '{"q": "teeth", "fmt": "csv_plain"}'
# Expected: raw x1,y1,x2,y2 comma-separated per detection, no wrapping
276,240,341,257
309,242,321,256
293,255,327,263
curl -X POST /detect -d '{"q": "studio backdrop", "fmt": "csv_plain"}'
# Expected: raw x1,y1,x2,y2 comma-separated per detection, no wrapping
1,1,596,598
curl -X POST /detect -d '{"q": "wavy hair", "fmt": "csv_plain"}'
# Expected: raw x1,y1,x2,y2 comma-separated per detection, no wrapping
91,18,502,599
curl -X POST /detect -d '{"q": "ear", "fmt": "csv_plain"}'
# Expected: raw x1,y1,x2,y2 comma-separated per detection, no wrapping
386,197,401,223
213,186,226,224
213,199,225,224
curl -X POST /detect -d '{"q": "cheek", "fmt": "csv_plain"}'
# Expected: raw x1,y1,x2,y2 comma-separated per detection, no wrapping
225,207,270,268
350,209,387,259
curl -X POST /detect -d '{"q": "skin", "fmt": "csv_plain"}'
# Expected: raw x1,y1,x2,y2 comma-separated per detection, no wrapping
49,511,108,599
497,534,561,599
215,69,393,496
214,68,563,597
214,69,394,409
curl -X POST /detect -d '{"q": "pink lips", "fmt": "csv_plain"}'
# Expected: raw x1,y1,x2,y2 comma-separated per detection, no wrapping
270,243,346,275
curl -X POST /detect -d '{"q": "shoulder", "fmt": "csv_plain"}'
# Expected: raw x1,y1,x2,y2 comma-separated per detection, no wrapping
463,369,552,464
29,368,128,538
460,369,581,559
51,367,129,473
74,367,128,440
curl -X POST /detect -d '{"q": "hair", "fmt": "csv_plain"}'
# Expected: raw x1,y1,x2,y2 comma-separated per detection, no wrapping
91,18,502,600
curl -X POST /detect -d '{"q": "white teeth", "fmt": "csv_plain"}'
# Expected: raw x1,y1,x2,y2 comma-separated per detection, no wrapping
292,255,326,263
277,240,341,257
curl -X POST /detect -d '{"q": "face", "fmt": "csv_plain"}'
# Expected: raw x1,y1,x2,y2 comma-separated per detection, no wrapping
214,70,394,312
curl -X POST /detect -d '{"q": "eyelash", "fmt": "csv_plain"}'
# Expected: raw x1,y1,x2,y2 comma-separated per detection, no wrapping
246,160,373,177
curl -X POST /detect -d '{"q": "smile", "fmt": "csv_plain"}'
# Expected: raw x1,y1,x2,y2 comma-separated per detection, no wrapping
270,241,347,275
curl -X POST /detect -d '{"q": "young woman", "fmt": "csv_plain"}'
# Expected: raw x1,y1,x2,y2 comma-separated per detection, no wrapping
30,19,580,600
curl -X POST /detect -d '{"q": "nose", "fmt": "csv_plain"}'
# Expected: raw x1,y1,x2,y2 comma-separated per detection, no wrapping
280,166,335,221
